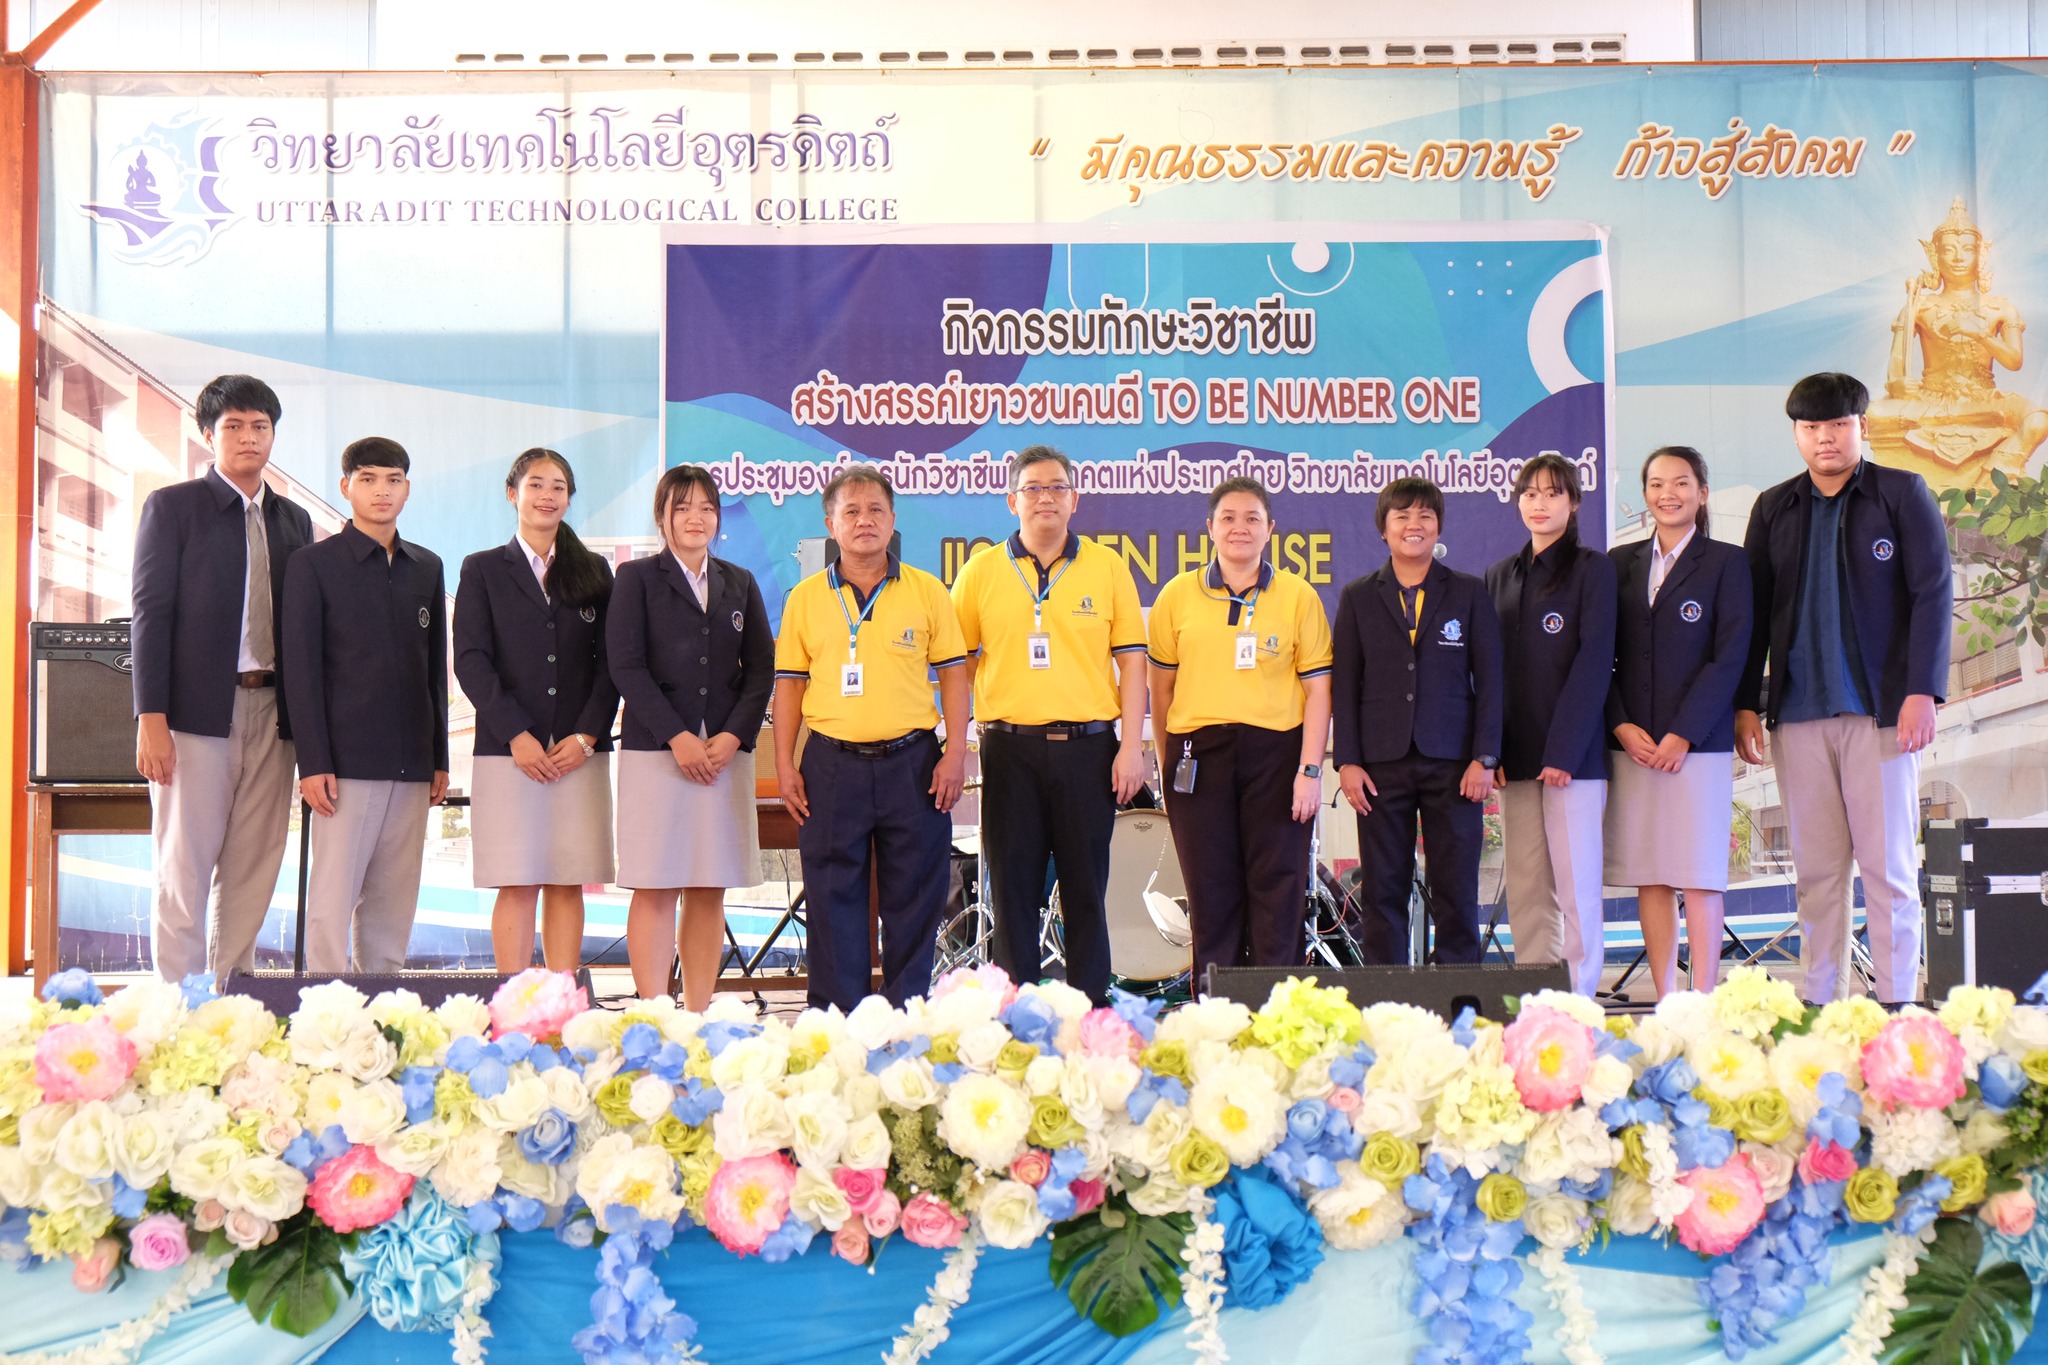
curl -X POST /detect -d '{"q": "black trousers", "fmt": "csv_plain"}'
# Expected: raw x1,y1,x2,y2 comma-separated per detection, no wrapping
1352,747,1483,965
796,730,951,1012
1161,723,1310,985
980,726,1117,1004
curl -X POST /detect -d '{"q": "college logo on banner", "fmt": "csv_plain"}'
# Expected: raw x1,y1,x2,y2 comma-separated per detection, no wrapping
80,113,236,266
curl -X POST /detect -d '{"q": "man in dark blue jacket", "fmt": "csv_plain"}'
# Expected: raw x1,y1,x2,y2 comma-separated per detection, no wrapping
1734,373,1952,1004
283,437,449,975
131,374,312,983
1332,478,1503,965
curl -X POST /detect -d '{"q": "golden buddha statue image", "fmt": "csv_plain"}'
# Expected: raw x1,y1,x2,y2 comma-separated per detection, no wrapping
1866,197,2048,492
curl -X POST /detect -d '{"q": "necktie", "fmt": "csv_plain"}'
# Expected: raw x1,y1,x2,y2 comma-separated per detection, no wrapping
1401,584,1421,633
246,499,273,669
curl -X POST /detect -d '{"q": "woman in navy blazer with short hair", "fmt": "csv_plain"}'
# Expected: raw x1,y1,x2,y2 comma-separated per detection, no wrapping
1605,446,1752,999
1486,453,1618,996
454,449,620,974
609,465,775,1006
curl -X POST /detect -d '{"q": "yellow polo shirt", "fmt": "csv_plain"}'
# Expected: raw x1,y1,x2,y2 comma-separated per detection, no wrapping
1146,561,1333,733
774,557,967,743
952,533,1147,725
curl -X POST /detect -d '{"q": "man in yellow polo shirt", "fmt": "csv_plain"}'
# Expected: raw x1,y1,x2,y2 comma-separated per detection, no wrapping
952,444,1148,1004
773,466,969,1011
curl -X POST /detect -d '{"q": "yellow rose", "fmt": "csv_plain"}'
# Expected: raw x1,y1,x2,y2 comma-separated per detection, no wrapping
2022,1051,2048,1086
1170,1132,1231,1189
1476,1173,1527,1222
1694,1089,1740,1133
595,1075,642,1129
1359,1132,1422,1188
1935,1155,1988,1212
1733,1089,1795,1145
1140,1040,1192,1083
995,1041,1039,1082
928,1034,960,1066
1619,1126,1650,1180
1029,1094,1085,1150
1845,1168,1899,1224
652,1114,711,1159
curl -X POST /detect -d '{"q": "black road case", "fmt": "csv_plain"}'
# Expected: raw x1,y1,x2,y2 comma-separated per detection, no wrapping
1923,818,2048,999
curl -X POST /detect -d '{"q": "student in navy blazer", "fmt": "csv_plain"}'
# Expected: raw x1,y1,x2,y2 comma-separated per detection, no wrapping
1486,453,1617,995
608,465,775,1006
1604,447,1753,999
131,374,312,983
1333,478,1502,967
454,450,621,975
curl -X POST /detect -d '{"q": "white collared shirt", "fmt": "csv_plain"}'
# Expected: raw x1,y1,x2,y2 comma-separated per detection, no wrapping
234,479,268,672
673,551,710,609
1647,524,1696,605
521,537,555,600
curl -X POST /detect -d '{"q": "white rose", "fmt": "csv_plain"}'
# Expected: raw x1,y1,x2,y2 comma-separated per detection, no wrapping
937,1074,1032,1171
920,986,1003,1039
542,1065,594,1123
435,994,492,1041
431,1124,504,1208
498,1146,571,1206
38,1167,110,1215
1125,1171,1196,1216
976,1177,1050,1249
877,1059,941,1111
1077,1129,1114,1181
1023,1056,1064,1098
785,1090,849,1170
559,1008,615,1057
1355,1088,1423,1141
1522,1193,1590,1249
227,1155,307,1221
1996,1006,2048,1057
712,1083,793,1160
841,1114,893,1171
0,1145,33,1208
475,1071,552,1134
955,1021,1012,1073
1626,1017,1686,1070
103,982,187,1054
1651,991,1717,1039
1961,1106,2011,1158
337,1079,407,1146
1361,1002,1452,1054
844,996,906,1052
1741,1142,1796,1205
1581,1055,1634,1111
110,1108,177,1188
169,1135,244,1202
627,1075,677,1126
52,1100,119,1181
288,981,370,1067
1366,1034,1468,1104
710,1034,790,1092
1058,1062,1107,1130
1113,1102,1188,1174
1082,1057,1139,1116
1465,1025,1507,1069
1289,1052,1337,1101
841,1072,883,1121
790,1164,851,1231
1158,998,1252,1048
18,1102,75,1167
1605,1174,1659,1236
255,1116,302,1158
337,1020,400,1083
376,1116,456,1177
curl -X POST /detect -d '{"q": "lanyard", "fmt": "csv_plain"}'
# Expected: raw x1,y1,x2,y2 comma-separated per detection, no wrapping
830,564,887,659
1007,545,1072,631
1205,563,1260,634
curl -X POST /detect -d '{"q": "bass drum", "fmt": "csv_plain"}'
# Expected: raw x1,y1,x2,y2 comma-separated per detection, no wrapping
1098,808,1193,987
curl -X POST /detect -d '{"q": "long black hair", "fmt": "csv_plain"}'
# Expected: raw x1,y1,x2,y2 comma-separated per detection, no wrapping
507,448,608,609
1642,445,1712,538
1512,452,1583,590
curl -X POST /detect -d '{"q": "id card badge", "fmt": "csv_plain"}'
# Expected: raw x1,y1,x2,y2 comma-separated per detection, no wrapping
1172,740,1197,795
1027,632,1052,669
1234,631,1257,670
839,661,865,697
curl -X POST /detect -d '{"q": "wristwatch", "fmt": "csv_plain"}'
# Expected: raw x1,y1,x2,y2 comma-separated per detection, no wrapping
1299,763,1322,778
1474,754,1497,769
577,735,596,759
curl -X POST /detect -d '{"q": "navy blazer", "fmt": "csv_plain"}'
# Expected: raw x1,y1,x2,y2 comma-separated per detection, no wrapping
1332,561,1503,768
1606,534,1753,755
1486,540,1618,783
1735,460,1952,729
281,523,449,782
130,467,314,739
606,552,774,752
453,540,620,757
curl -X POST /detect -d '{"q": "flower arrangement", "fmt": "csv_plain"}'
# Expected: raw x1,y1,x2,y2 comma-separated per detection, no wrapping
2,963,2047,1364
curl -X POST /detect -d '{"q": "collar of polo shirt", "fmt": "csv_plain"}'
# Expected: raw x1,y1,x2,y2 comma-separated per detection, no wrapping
1203,558,1274,592
1006,530,1080,565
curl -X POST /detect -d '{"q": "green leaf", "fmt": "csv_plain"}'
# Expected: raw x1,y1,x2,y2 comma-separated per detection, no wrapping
1882,1221,2035,1365
223,1216,353,1338
1049,1194,1192,1337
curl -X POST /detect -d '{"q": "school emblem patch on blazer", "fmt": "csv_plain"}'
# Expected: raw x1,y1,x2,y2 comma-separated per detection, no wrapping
1872,538,1895,561
580,606,597,623
1441,618,1463,644
731,610,744,632
418,607,430,628
1541,611,1564,634
1680,600,1703,623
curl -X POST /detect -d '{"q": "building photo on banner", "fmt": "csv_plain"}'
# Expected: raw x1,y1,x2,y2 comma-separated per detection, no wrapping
12,34,2048,1365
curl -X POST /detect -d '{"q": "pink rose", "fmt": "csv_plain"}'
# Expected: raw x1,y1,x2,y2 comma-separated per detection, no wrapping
832,1165,887,1214
831,1222,871,1264
1797,1138,1858,1186
1861,1015,1966,1111
223,1210,276,1250
126,1213,192,1273
1327,1087,1362,1115
70,1236,122,1293
1985,1188,2037,1237
34,1018,138,1103
862,1189,902,1238
306,1145,414,1234
1070,1177,1106,1217
1078,1009,1142,1061
899,1192,968,1249
1010,1149,1052,1187
1502,1006,1596,1112
191,1200,227,1232
1675,1154,1767,1256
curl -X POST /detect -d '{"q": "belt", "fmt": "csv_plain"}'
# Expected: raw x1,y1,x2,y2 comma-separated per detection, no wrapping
980,719,1114,740
237,670,276,689
814,729,933,758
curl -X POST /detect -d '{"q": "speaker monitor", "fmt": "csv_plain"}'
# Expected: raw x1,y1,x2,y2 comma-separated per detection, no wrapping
1203,962,1574,1023
222,969,596,1015
31,622,142,784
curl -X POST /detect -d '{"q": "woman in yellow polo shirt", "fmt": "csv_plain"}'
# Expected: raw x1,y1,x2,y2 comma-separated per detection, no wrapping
1148,476,1333,986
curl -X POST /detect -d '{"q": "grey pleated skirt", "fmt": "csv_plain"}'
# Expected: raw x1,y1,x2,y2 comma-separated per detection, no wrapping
470,753,616,887
1602,749,1735,892
615,747,761,890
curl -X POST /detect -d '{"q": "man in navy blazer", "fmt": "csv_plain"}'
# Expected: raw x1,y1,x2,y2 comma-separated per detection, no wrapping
1734,372,1952,1004
1332,478,1503,965
282,437,449,975
131,374,312,984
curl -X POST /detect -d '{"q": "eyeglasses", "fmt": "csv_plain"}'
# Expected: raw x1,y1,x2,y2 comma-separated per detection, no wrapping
1016,484,1074,499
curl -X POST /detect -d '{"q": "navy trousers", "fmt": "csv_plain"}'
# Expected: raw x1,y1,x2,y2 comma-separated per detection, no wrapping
979,726,1117,1004
797,730,951,1012
1352,747,1483,965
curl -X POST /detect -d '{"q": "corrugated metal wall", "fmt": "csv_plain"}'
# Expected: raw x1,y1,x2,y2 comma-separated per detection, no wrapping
1699,0,2047,60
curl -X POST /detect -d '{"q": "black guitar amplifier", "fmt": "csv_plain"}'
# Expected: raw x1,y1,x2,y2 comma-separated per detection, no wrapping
30,621,142,783
1923,818,2048,999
